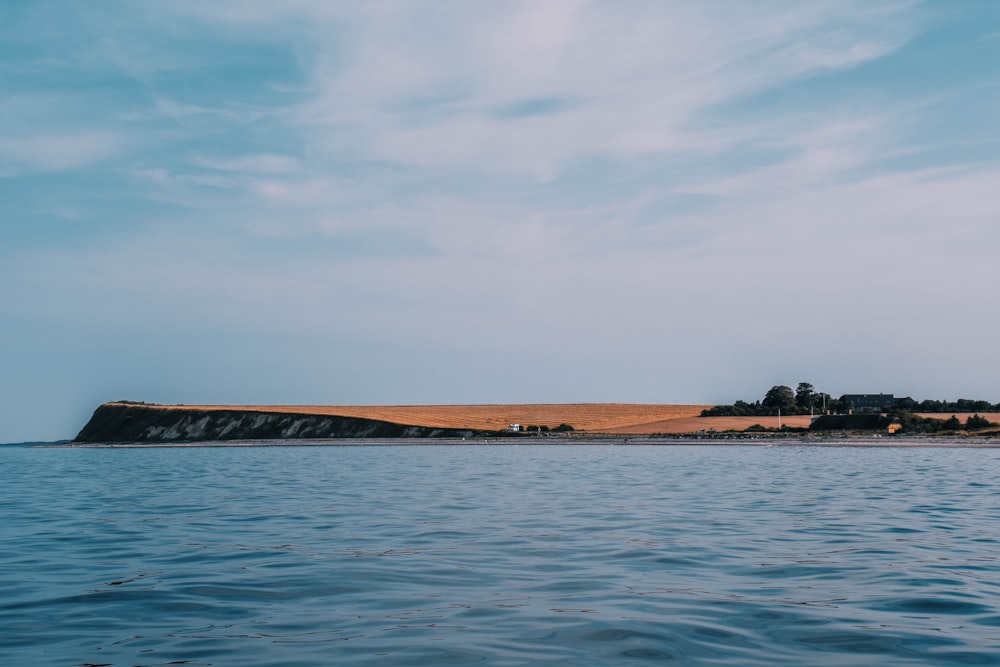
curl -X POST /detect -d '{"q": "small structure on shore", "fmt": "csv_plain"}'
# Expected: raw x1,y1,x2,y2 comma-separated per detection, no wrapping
809,414,901,435
507,423,523,432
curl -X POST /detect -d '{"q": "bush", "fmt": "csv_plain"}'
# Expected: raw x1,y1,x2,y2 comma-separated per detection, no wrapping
744,423,773,432
966,414,993,431
890,411,960,434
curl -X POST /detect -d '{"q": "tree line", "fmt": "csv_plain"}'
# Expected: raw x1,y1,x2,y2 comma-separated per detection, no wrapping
701,383,1000,417
894,413,995,433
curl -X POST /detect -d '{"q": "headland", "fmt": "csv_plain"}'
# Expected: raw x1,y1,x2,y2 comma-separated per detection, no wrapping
73,401,711,444
69,401,1000,445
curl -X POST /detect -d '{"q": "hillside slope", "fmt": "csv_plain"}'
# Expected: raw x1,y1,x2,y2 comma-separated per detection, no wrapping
74,403,475,442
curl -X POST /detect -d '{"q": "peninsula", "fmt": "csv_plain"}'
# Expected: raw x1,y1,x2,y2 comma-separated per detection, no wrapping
71,398,1000,444
73,402,714,443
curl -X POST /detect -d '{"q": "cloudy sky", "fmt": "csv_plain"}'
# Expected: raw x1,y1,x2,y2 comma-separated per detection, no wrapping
2,1,999,442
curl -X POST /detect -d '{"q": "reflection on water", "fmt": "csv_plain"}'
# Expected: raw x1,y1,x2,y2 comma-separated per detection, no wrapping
2,444,999,665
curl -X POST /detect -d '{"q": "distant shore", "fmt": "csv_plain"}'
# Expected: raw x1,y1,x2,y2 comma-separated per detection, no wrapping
56,434,1000,448
68,402,1000,445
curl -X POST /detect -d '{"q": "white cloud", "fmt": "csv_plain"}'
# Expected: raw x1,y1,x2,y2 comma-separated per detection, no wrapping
130,167,242,191
0,132,126,172
278,1,924,177
193,153,300,174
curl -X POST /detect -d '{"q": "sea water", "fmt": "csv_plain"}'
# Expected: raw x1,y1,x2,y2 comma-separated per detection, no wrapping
1,443,999,666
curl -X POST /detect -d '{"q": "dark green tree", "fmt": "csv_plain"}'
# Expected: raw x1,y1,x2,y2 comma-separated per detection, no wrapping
795,382,815,409
957,399,993,412
966,414,993,430
762,385,796,412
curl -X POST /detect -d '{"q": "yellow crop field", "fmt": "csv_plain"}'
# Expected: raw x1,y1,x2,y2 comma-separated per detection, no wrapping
601,415,816,434
916,412,1000,422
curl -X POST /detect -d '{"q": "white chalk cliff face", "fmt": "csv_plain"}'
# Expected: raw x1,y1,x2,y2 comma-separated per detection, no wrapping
74,404,475,443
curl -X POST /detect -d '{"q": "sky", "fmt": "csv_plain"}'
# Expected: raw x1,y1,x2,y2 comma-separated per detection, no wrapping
2,1,999,442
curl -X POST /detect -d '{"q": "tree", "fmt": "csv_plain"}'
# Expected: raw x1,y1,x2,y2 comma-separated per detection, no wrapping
957,399,993,413
762,385,796,412
795,382,815,409
966,414,992,431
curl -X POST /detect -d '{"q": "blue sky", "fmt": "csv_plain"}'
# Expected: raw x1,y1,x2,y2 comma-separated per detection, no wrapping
2,1,999,442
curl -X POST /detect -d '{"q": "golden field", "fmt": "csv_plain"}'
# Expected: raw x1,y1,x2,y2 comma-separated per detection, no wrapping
601,414,816,434
108,402,712,433
916,412,1000,421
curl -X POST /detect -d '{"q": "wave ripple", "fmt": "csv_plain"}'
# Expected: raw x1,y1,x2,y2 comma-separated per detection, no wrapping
2,444,1000,665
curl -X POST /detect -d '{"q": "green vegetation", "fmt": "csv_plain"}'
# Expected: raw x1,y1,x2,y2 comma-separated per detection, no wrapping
702,383,833,417
889,412,997,434
703,383,1000,418
966,414,993,430
762,385,795,412
907,399,999,413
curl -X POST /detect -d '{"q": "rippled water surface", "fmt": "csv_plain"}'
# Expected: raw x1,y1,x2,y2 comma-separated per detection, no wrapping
2,443,1000,665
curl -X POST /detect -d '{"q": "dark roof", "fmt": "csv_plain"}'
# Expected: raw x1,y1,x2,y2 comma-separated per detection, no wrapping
809,414,896,432
842,394,894,407
842,394,894,400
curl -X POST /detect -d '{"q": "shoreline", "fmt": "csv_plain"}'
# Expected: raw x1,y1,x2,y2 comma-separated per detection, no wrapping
52,435,1000,448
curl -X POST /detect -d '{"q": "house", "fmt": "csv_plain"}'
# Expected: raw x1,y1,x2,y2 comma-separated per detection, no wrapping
809,414,901,434
841,394,895,413
507,423,522,432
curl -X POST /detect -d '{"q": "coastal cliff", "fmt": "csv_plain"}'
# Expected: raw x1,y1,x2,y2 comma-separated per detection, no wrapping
74,403,476,443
